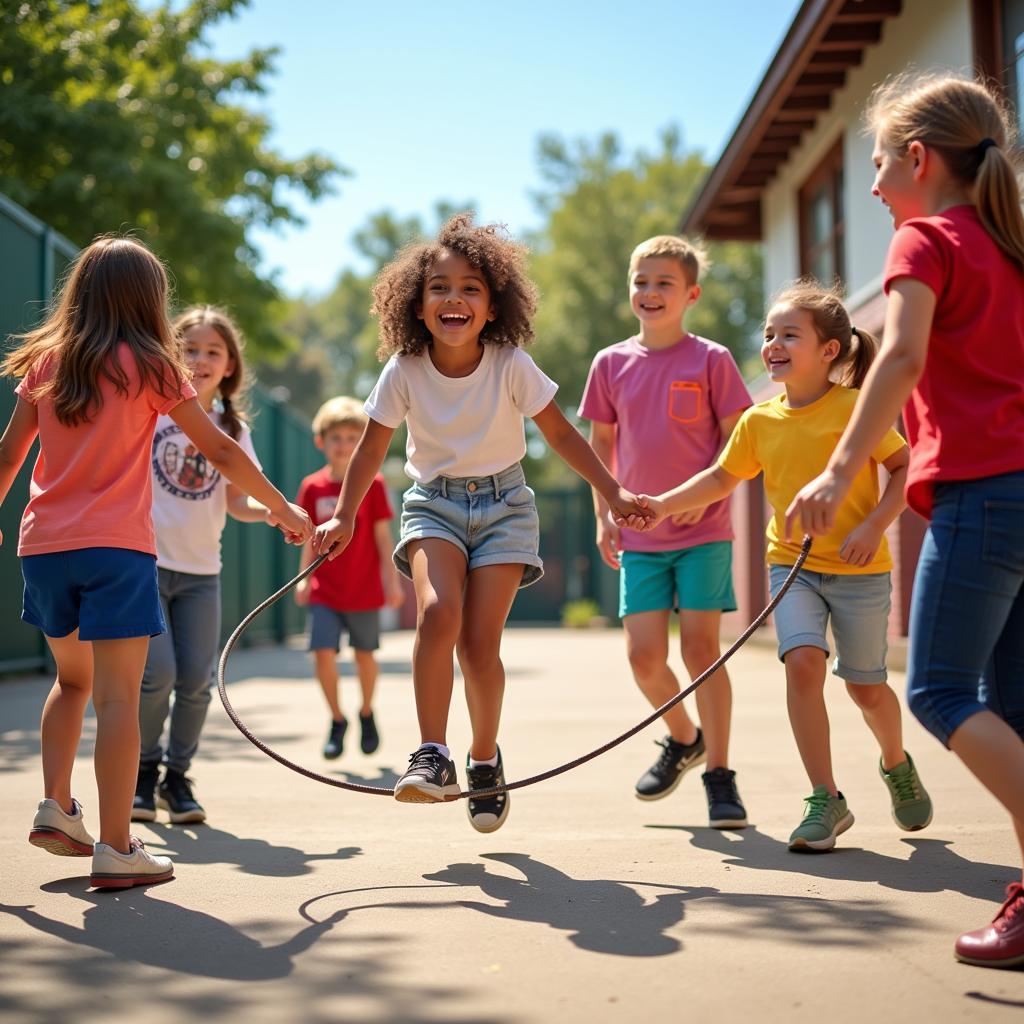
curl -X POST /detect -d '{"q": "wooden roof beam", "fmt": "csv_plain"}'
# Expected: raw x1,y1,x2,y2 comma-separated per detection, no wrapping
836,0,901,19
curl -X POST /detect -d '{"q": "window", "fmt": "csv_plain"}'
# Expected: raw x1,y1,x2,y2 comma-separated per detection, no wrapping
798,139,845,285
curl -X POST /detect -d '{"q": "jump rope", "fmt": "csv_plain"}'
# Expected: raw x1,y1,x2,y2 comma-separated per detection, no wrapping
217,536,813,801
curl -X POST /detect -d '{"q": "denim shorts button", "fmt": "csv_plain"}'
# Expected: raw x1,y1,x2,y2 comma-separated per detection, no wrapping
467,481,477,492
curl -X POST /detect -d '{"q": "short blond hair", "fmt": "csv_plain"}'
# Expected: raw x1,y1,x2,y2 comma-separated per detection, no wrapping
628,235,710,286
312,396,367,437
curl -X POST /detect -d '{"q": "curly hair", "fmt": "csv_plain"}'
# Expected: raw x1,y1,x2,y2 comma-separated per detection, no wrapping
371,212,539,358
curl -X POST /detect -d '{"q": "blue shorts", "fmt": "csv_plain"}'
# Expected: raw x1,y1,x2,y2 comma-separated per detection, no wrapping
22,547,165,641
394,463,543,589
308,604,380,652
619,542,736,618
769,564,891,684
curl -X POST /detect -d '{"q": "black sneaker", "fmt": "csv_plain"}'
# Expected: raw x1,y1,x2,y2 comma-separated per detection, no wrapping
634,729,706,801
131,762,160,822
156,769,206,825
465,747,510,834
359,712,379,755
394,746,459,803
702,767,748,829
323,718,347,760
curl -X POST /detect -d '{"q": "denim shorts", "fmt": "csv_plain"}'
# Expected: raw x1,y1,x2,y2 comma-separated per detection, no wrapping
395,462,543,588
22,547,165,641
619,542,736,617
769,564,891,684
308,604,380,652
906,470,1024,747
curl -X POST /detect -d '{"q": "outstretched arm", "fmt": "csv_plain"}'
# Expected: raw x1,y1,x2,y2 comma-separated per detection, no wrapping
0,398,39,545
642,465,742,530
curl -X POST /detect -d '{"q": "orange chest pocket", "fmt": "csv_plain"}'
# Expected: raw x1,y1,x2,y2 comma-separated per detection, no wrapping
668,381,702,424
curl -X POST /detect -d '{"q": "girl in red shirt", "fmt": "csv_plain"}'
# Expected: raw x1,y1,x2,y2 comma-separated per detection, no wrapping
788,74,1024,969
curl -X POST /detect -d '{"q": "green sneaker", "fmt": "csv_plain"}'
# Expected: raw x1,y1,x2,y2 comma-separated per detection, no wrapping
788,785,854,852
879,752,933,831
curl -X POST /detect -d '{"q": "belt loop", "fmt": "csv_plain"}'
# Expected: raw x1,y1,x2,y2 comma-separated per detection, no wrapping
439,477,447,498
492,473,501,499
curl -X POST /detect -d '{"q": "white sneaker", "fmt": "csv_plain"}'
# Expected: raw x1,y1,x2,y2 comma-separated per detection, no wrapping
29,798,95,856
90,837,174,889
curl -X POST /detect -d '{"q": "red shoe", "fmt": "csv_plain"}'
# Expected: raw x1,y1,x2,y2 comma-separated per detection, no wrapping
955,882,1024,968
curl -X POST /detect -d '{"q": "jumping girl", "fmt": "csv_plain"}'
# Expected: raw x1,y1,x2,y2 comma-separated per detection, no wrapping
634,280,932,851
313,213,649,832
0,237,311,889
788,74,1024,967
133,307,272,826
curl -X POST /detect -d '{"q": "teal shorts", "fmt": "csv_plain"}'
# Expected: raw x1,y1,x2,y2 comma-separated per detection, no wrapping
619,542,736,618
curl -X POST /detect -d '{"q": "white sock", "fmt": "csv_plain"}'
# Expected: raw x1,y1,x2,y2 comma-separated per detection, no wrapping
469,752,499,768
420,742,451,760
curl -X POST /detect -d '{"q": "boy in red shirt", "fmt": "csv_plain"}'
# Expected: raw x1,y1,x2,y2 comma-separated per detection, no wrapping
295,397,403,758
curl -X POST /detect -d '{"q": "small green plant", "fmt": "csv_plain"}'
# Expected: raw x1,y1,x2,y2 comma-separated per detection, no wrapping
561,598,604,629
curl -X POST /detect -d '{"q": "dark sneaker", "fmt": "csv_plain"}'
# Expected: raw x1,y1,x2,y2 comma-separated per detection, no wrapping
702,767,748,829
359,712,380,755
955,883,1024,968
394,746,459,803
157,769,207,825
323,718,348,760
465,748,510,833
131,762,160,823
634,729,706,801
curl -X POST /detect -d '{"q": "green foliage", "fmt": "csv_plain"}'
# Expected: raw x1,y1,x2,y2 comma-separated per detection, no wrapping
0,0,342,353
560,598,605,629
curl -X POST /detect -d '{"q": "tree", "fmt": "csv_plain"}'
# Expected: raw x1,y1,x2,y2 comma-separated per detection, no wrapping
0,0,342,353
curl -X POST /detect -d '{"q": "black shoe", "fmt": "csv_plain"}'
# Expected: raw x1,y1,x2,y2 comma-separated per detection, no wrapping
323,718,347,760
634,729,706,801
359,712,379,755
394,746,459,803
131,762,160,822
702,767,748,829
156,769,206,824
465,747,510,834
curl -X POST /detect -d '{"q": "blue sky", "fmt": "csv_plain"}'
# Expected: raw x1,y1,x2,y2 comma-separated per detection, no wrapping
205,1,803,295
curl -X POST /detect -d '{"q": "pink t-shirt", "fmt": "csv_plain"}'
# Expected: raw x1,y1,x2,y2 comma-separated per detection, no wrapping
15,343,196,556
580,334,752,552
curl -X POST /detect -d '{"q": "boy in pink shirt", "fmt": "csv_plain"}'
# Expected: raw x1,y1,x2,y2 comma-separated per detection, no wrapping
580,235,752,827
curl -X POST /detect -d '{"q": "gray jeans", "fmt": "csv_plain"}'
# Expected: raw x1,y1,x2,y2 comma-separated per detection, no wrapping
139,568,221,773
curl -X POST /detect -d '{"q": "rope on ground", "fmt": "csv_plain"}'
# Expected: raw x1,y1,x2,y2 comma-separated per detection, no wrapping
217,536,812,800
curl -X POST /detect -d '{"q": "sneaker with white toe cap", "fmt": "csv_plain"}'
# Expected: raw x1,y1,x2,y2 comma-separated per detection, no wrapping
90,836,174,889
29,798,95,856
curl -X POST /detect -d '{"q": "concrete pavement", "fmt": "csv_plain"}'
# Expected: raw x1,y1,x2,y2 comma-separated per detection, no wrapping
1,627,1022,1023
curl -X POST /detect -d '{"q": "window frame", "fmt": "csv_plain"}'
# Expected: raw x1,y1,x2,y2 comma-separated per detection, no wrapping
797,137,846,285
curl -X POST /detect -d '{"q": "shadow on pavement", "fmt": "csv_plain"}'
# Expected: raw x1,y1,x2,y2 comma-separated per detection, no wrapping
656,825,1018,901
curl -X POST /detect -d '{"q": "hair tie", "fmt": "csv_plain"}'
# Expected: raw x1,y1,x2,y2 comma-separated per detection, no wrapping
977,137,997,157
850,326,860,341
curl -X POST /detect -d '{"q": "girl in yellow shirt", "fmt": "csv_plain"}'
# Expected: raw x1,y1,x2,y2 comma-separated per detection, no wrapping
637,281,932,851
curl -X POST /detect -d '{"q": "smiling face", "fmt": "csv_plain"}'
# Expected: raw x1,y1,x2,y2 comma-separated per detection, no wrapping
416,250,495,351
183,323,235,409
629,257,699,331
762,304,838,389
871,132,925,228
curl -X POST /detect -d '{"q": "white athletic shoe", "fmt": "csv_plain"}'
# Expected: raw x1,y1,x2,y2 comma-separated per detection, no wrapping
90,837,174,889
29,798,95,856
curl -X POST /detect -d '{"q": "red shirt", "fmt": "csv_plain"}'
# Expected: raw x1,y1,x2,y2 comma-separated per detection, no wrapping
296,468,393,611
883,205,1024,519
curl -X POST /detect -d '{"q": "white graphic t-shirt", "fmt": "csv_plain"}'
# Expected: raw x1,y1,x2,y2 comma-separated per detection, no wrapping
151,411,260,575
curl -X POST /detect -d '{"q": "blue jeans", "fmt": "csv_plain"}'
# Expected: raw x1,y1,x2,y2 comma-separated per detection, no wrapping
906,471,1024,747
139,568,221,773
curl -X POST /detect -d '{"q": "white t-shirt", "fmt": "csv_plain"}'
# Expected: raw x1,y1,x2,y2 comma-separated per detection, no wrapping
364,345,558,482
150,411,260,575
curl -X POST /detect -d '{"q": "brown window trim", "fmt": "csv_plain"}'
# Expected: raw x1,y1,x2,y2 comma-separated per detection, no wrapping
798,137,846,284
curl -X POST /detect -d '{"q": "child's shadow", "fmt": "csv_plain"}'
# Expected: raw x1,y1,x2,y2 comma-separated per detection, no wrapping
329,766,401,789
140,823,361,878
423,853,709,956
657,825,1016,901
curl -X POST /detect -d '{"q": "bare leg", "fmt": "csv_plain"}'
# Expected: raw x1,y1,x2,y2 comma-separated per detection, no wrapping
784,646,837,795
407,539,467,746
623,610,699,744
353,649,378,716
679,609,731,770
457,563,523,761
40,631,94,813
845,682,906,770
313,649,343,721
91,636,150,852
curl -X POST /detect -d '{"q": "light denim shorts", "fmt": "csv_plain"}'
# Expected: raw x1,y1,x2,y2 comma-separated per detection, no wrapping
395,462,543,588
769,564,892,684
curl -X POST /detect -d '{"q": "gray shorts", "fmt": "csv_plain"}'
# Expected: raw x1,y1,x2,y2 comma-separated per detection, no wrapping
769,564,891,684
308,604,380,652
395,462,543,588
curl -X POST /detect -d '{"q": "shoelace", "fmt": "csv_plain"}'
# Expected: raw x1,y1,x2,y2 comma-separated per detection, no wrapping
165,773,197,802
887,769,920,803
994,883,1024,933
706,773,737,804
407,748,444,773
653,739,684,773
128,835,147,852
801,790,832,823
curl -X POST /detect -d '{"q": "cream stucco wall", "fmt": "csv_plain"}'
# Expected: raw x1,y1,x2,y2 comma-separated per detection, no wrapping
761,0,973,305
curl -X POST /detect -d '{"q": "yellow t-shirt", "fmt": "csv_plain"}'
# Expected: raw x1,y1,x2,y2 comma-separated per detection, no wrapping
719,386,905,574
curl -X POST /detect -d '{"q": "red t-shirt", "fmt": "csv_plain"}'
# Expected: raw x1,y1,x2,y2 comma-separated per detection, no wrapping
883,205,1024,519
296,468,393,611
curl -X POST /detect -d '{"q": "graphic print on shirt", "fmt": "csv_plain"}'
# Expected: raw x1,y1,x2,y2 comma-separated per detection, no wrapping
315,496,337,525
152,422,220,501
